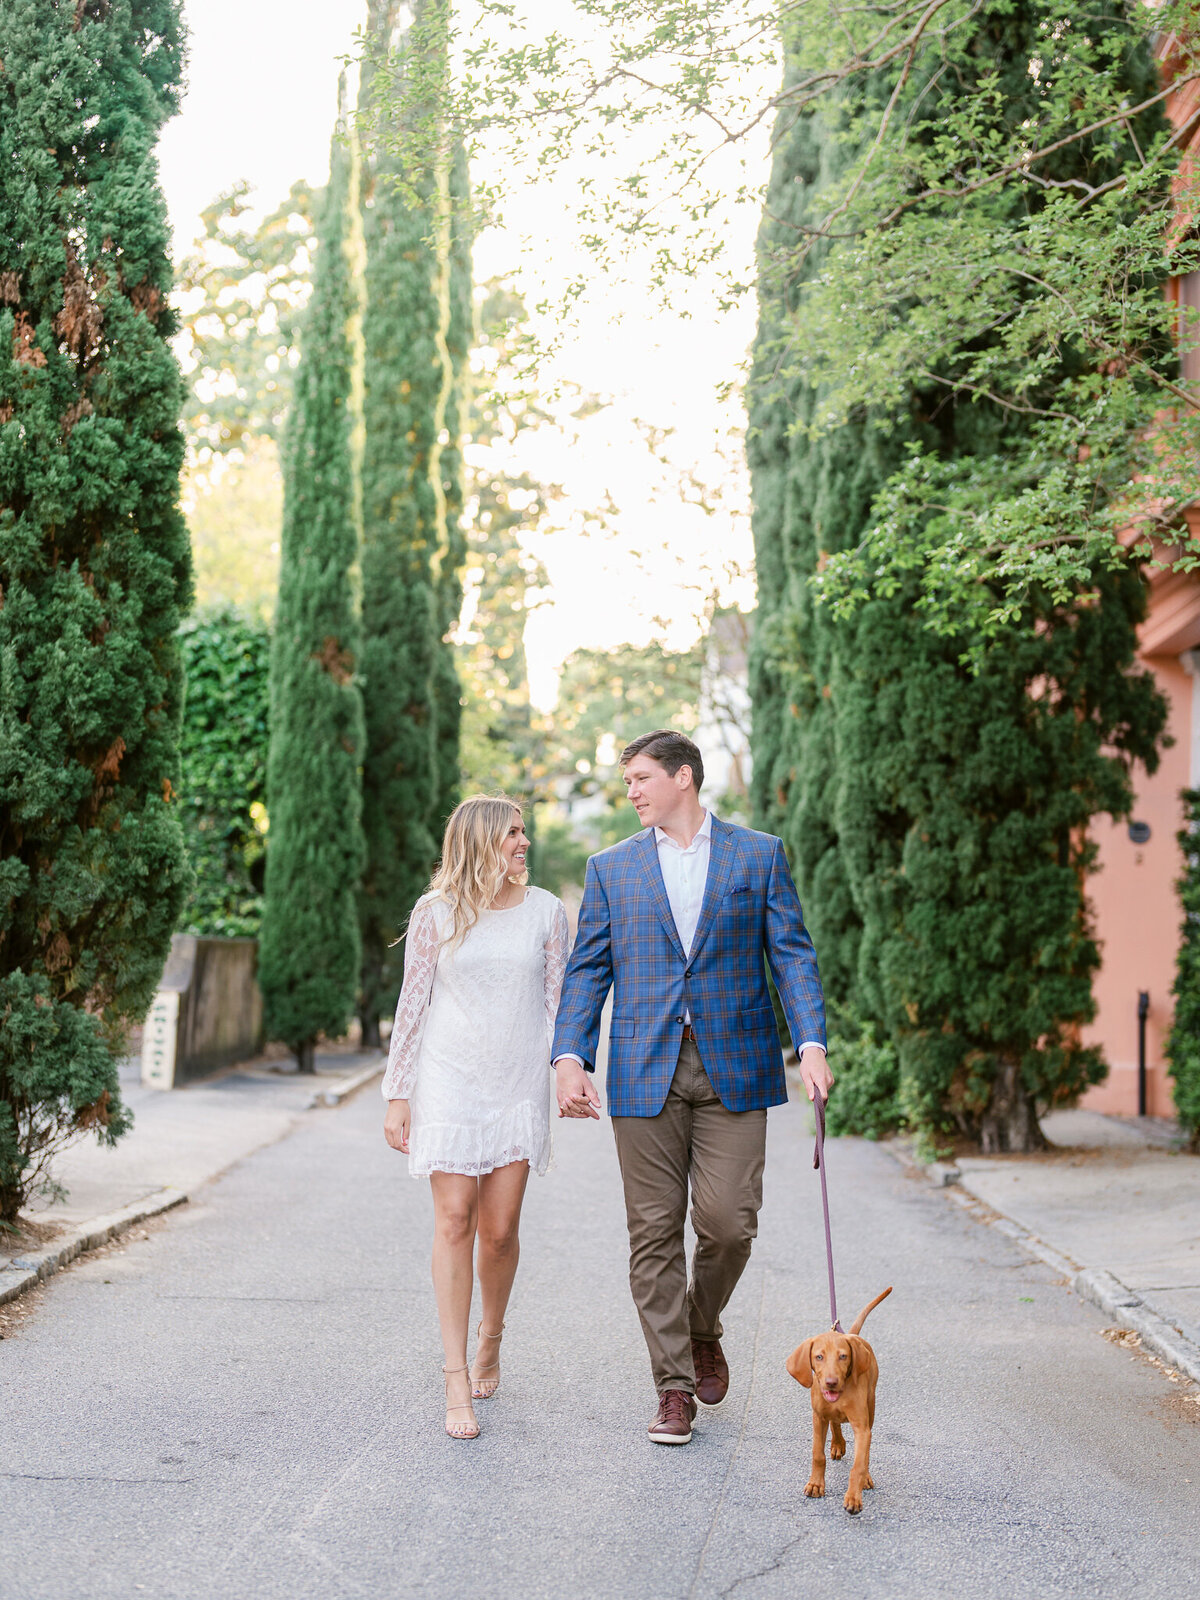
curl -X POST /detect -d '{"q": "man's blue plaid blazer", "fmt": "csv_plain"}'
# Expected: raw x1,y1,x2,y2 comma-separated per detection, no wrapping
551,814,826,1117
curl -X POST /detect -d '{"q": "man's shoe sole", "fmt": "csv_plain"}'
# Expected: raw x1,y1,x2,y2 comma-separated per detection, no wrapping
647,1428,692,1444
695,1391,727,1409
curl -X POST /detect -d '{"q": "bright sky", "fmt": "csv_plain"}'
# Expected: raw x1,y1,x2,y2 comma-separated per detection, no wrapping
158,0,764,708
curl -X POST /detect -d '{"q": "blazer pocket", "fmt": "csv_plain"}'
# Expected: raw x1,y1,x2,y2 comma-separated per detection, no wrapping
608,1019,637,1038
743,1006,778,1031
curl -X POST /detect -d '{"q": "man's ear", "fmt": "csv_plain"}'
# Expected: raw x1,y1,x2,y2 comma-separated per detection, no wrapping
786,1339,814,1388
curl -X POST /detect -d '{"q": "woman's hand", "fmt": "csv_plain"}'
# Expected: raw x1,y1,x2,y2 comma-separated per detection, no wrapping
553,1058,602,1120
384,1098,411,1152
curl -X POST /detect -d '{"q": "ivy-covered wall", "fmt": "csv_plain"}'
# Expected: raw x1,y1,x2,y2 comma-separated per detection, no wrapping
178,608,270,939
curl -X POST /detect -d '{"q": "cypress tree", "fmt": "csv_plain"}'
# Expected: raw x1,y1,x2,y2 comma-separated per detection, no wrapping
431,139,471,828
749,4,1168,1152
836,572,1164,1153
357,0,469,1046
259,89,367,1074
0,0,191,1220
748,85,864,1008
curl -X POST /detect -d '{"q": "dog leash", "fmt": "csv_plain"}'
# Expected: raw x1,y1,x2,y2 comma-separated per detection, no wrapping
812,1092,843,1332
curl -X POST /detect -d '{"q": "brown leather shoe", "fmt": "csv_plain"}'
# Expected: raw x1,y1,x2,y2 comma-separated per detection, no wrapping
647,1389,697,1444
691,1338,729,1407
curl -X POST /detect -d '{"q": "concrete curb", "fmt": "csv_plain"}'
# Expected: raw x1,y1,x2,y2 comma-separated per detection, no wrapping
1071,1268,1200,1386
882,1136,961,1188
306,1061,382,1109
1,1186,187,1308
879,1138,1200,1385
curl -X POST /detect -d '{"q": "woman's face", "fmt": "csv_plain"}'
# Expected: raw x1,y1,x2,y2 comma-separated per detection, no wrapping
499,812,529,877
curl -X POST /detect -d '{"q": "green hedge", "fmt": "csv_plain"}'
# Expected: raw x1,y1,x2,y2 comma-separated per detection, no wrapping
1168,790,1200,1147
823,1003,902,1143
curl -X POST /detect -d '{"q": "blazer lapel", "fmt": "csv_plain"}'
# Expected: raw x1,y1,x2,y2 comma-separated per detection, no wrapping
687,815,735,964
633,828,686,962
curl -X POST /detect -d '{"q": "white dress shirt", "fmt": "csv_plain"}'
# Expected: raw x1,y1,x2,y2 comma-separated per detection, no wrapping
554,807,826,1068
656,809,713,1020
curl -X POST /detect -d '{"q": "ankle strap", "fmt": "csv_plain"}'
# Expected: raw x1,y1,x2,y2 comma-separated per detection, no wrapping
442,1363,469,1374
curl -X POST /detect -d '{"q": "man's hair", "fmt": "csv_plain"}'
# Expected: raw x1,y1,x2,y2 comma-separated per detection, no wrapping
619,729,704,794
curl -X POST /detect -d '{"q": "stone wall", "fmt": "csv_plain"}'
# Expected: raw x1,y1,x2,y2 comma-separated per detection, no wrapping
142,935,264,1088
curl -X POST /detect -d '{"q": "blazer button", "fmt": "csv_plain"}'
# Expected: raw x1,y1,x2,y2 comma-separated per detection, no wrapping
675,1016,683,1024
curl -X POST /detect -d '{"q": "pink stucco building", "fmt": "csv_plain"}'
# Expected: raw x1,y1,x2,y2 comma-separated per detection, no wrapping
1081,34,1200,1120
1082,565,1200,1118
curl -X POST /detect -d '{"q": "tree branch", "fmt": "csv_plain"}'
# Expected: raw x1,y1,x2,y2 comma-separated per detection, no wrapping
870,74,1200,228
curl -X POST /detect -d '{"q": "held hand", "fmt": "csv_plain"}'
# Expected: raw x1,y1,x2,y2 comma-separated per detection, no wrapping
799,1046,833,1104
383,1098,411,1152
554,1058,602,1120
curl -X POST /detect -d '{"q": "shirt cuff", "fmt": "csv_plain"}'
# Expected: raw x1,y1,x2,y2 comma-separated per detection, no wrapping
553,1054,587,1071
797,1041,827,1055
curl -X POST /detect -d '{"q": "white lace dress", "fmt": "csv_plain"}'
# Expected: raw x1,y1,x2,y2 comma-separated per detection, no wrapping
381,886,569,1178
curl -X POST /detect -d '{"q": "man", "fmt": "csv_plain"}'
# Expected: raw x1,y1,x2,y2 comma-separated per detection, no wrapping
552,729,832,1444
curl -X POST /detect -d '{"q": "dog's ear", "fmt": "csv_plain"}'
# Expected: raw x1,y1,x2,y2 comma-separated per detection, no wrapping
846,1336,873,1380
786,1339,814,1388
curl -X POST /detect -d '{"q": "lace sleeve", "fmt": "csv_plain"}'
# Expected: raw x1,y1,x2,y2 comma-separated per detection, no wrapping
544,898,570,1049
381,899,441,1099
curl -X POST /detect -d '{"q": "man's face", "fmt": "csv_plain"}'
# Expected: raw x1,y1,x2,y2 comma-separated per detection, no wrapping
623,755,691,829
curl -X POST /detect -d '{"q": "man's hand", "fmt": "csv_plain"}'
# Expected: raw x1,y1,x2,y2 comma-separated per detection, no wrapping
798,1046,833,1104
554,1058,602,1120
383,1098,411,1152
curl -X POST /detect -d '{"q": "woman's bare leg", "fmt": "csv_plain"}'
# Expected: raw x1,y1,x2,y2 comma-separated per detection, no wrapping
430,1171,480,1435
470,1159,530,1394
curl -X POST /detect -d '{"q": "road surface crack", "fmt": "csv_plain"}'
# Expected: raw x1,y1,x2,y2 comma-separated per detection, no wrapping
0,1472,192,1484
718,1532,807,1599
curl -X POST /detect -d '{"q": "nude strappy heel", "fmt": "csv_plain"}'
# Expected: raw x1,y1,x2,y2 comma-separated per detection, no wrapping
471,1322,505,1400
442,1364,480,1439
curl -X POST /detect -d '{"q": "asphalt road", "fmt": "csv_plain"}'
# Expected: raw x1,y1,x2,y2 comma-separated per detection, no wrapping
2,1083,1197,1600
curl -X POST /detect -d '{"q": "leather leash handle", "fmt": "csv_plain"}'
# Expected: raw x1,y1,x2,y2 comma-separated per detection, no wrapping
812,1092,843,1332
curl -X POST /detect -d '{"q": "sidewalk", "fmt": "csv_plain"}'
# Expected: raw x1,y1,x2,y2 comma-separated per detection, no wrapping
883,1105,1200,1382
1,1045,383,1304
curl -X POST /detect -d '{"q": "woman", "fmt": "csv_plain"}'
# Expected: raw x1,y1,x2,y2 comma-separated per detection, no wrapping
382,795,569,1439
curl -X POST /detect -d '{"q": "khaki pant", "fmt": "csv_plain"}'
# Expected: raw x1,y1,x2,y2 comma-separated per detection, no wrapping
611,1038,768,1395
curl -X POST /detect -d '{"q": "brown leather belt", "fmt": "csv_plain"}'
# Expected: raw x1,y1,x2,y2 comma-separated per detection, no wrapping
681,1024,699,1043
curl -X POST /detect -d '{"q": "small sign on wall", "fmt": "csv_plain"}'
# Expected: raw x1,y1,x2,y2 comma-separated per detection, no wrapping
142,990,179,1089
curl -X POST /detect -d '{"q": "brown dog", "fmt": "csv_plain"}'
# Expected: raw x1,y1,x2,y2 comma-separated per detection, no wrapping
786,1287,892,1514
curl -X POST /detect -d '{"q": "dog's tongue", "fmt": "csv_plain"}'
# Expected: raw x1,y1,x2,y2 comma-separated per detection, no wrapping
822,1388,839,1403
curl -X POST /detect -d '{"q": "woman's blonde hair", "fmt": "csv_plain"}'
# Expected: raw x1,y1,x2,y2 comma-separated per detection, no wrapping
424,794,526,948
